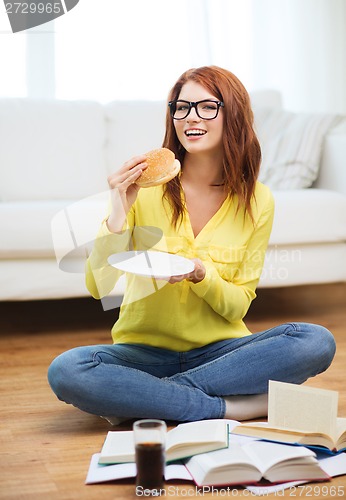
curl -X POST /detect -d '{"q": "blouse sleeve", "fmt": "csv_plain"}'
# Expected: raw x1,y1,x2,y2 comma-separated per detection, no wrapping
190,191,275,323
85,206,135,299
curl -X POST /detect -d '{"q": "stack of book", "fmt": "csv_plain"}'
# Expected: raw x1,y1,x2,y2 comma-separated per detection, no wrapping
86,382,346,492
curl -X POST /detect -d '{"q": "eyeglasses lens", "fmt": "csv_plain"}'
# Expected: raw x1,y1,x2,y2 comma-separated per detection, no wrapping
172,101,220,120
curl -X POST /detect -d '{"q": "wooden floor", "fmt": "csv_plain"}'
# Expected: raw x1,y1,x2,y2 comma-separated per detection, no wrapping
1,283,346,499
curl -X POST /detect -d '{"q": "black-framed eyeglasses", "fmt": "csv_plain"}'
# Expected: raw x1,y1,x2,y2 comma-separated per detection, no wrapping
168,99,224,120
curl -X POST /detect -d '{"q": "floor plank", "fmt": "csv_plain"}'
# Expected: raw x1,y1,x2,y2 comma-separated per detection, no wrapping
1,284,345,499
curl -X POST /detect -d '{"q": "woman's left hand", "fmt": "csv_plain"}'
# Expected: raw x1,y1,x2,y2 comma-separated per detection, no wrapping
169,258,206,284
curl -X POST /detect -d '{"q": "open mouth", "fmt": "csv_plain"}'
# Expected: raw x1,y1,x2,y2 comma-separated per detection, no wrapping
184,129,207,137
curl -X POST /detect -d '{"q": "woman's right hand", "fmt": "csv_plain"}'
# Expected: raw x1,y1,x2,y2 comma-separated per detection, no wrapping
106,155,147,233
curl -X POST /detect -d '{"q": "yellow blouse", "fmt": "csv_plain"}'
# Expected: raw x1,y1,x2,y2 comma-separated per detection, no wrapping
86,182,274,351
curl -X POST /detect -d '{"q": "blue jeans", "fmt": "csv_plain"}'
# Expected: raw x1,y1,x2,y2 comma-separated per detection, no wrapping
48,322,335,422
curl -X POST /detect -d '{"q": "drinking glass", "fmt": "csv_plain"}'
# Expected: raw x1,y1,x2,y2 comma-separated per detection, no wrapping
133,419,167,494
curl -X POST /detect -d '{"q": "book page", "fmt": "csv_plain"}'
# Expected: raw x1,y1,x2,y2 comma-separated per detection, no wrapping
86,453,136,484
166,420,227,449
185,444,256,471
164,463,193,481
336,417,346,444
242,439,315,475
319,452,346,477
86,453,193,484
100,430,134,461
268,381,338,436
245,453,346,495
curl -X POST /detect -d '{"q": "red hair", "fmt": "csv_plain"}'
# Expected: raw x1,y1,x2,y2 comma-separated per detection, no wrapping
162,66,261,226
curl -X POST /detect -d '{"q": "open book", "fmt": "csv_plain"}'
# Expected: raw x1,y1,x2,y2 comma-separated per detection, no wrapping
184,438,330,486
247,453,346,496
233,381,346,452
98,420,229,464
86,434,334,487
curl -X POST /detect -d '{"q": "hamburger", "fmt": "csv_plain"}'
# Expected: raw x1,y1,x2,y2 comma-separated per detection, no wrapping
136,148,181,188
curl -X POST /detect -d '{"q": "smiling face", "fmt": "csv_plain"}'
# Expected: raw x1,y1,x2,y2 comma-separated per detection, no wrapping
173,81,224,158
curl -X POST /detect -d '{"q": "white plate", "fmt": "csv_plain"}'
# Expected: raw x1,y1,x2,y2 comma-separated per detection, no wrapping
108,251,194,278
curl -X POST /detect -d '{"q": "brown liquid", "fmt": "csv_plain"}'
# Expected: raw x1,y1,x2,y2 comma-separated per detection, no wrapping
135,442,165,490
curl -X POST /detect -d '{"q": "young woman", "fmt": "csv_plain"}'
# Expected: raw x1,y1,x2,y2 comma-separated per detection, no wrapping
48,66,336,423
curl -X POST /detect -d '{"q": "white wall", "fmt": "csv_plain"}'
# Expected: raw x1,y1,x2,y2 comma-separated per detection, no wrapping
0,0,345,113
251,0,346,113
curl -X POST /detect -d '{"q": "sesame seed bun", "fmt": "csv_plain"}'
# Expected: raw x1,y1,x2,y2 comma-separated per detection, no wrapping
136,148,181,188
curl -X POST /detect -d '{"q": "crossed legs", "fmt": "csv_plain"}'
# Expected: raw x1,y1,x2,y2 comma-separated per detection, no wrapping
48,323,336,422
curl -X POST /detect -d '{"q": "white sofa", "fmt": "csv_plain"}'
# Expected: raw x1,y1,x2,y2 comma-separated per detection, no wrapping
1,92,346,303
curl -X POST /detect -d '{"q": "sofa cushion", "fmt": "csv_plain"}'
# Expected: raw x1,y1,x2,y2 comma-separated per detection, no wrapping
0,201,67,257
0,99,109,201
0,259,125,301
260,242,346,287
255,109,341,189
2,189,345,260
270,189,346,245
0,194,109,258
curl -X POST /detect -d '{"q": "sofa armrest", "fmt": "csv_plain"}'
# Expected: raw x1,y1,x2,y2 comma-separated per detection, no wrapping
314,119,346,195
